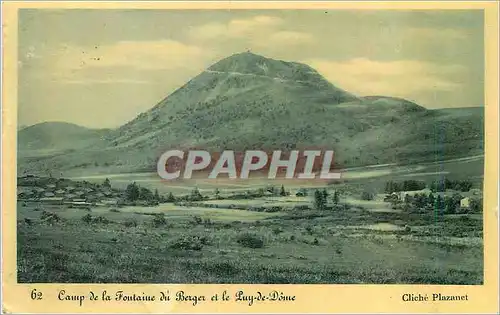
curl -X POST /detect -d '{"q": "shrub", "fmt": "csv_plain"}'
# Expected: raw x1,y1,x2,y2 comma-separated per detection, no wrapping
203,218,212,225
81,214,93,224
39,211,61,224
81,214,110,224
192,216,203,225
169,235,205,251
152,214,167,227
109,208,120,213
123,218,138,227
272,227,283,235
305,226,314,235
266,206,283,213
361,191,375,201
236,233,264,248
93,216,110,224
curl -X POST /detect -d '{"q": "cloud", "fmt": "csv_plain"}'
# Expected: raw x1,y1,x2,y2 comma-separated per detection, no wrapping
188,15,283,42
405,27,468,40
187,15,314,48
265,31,315,45
24,40,211,85
61,79,152,85
306,58,465,98
55,40,206,72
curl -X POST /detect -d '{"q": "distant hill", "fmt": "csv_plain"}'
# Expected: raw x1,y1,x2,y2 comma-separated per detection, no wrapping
18,122,109,151
17,52,484,175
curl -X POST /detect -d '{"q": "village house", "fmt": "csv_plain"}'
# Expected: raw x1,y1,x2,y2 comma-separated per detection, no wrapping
460,197,471,209
33,187,45,194
70,201,93,208
64,193,77,201
17,191,34,199
74,191,85,198
102,199,118,206
39,197,64,205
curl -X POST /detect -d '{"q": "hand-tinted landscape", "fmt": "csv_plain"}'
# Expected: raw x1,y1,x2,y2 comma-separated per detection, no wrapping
17,10,484,284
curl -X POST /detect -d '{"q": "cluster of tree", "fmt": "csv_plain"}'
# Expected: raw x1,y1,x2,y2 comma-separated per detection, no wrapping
223,185,290,201
124,182,161,204
384,179,474,194
313,189,328,210
189,188,204,201
313,189,339,210
165,192,176,202
264,185,289,196
384,180,426,193
387,191,482,214
170,188,206,202
430,179,473,192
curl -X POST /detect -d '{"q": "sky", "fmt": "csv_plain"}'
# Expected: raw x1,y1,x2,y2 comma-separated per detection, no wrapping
18,9,484,129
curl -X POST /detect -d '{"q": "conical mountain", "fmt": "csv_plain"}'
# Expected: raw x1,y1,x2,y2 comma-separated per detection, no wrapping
107,52,360,151
18,52,483,174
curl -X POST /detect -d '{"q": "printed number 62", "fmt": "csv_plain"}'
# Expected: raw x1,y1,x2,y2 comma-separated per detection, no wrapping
30,289,42,300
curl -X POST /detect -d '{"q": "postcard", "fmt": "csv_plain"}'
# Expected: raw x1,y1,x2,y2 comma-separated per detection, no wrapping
1,1,499,314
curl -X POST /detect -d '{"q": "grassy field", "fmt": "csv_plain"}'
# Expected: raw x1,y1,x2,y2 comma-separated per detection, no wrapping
17,192,483,284
16,155,484,284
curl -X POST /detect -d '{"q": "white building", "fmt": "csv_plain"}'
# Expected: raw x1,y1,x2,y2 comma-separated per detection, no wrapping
460,197,471,208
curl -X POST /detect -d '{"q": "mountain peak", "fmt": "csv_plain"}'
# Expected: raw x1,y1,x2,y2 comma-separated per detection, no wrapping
207,51,326,84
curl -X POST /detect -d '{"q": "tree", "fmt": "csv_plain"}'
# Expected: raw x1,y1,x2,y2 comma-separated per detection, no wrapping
154,189,160,202
404,194,412,204
139,187,154,201
458,180,473,192
322,189,329,201
314,190,327,210
103,178,111,188
256,188,265,197
332,190,340,205
470,198,483,212
414,193,428,208
266,185,277,195
214,188,220,199
190,188,203,201
280,185,286,196
434,194,444,214
384,181,394,194
166,192,176,203
125,182,140,201
444,194,462,214
428,192,435,206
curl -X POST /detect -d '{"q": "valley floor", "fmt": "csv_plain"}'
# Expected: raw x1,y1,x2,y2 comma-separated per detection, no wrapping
17,198,483,284
16,156,484,284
